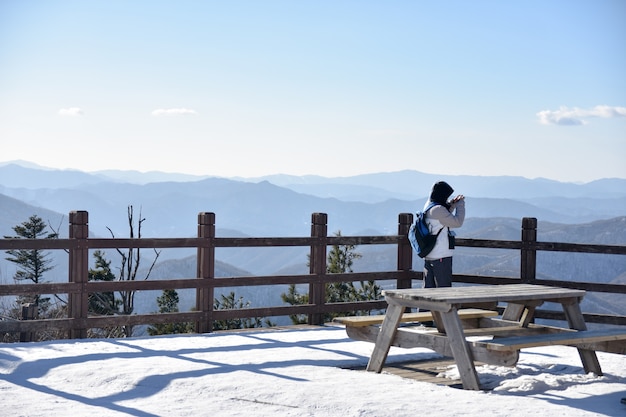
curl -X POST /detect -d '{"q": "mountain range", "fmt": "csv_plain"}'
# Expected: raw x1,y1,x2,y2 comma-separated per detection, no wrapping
2,161,625,238
1,161,624,323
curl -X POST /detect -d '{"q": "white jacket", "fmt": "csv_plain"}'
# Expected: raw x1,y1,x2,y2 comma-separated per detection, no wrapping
423,199,465,260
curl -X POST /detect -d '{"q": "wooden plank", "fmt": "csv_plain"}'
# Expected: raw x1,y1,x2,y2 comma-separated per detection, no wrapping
431,311,445,332
575,339,626,355
345,358,468,388
382,359,464,388
479,328,626,352
346,325,519,367
366,303,404,373
334,311,433,327
384,358,468,388
463,323,575,337
560,301,602,375
333,308,498,327
502,303,527,322
439,308,481,390
382,284,585,306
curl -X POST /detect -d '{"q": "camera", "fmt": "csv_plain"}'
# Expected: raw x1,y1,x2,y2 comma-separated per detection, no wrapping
448,230,456,249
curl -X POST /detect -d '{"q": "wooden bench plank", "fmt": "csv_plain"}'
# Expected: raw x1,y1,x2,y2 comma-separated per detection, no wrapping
575,339,626,355
333,308,497,327
346,325,519,367
463,322,577,337
479,328,626,352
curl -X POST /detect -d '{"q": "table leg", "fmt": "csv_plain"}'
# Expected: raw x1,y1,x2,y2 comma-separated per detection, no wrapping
562,300,603,375
439,307,482,390
502,301,542,326
431,311,444,332
366,302,404,373
502,303,526,322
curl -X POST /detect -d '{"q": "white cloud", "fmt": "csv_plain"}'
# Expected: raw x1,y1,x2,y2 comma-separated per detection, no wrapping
58,107,84,117
537,105,626,126
151,108,197,116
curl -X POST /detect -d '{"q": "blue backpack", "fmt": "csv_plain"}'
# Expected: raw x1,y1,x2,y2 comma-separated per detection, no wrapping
408,203,444,258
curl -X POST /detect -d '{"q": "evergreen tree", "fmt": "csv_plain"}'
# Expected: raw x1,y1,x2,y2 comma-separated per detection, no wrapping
4,215,58,315
147,289,194,336
281,230,382,324
213,291,274,330
87,250,124,338
327,231,361,274
88,250,119,315
281,283,309,324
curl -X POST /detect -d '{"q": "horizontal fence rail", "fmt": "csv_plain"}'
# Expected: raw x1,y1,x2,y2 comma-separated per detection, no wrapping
1,212,625,341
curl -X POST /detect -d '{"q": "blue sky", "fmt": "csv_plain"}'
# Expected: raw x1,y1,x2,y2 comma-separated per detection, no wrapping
1,0,624,182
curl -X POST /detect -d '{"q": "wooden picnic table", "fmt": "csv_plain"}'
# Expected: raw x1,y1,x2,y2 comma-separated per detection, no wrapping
366,284,607,390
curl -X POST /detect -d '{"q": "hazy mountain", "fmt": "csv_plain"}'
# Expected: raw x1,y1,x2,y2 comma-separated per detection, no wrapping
1,191,624,320
1,161,624,277
0,194,69,238
3,161,626,199
93,169,212,184
2,163,624,232
0,161,211,186
131,255,274,321
0,179,567,240
0,162,106,189
244,170,626,200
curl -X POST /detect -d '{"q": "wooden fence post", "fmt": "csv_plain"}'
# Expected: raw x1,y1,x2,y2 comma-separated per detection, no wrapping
196,212,216,333
521,217,537,284
68,210,89,339
397,213,413,289
19,303,37,342
309,213,327,325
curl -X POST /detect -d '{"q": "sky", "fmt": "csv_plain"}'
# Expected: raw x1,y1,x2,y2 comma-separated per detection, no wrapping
1,326,625,416
0,0,625,183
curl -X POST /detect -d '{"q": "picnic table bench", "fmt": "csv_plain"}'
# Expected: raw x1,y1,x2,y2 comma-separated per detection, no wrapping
333,308,498,328
335,284,626,390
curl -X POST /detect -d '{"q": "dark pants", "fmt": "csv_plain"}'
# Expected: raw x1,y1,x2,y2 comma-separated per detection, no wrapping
423,257,453,288
420,257,453,318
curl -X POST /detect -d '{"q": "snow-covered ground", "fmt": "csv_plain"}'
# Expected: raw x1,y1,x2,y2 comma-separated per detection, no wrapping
1,325,625,417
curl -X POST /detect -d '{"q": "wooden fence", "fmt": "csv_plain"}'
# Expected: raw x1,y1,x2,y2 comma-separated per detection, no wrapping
1,211,625,341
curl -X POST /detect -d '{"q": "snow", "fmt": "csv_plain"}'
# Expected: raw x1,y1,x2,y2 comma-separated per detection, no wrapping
1,325,625,417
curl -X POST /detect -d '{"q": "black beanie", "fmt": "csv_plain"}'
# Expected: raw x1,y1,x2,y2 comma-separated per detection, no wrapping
430,181,454,206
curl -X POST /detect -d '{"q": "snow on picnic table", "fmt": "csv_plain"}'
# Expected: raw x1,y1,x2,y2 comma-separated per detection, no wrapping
0,325,625,417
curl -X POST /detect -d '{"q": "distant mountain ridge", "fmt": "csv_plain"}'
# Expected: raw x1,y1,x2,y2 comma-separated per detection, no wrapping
2,160,625,198
1,162,625,241
252,171,626,201
0,161,213,187
1,164,624,321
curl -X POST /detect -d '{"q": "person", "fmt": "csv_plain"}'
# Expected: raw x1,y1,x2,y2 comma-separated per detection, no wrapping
422,181,465,289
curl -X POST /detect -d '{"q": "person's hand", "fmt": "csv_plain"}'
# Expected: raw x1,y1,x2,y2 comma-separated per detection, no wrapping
451,195,465,203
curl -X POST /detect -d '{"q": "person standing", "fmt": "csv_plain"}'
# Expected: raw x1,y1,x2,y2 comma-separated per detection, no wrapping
422,181,465,288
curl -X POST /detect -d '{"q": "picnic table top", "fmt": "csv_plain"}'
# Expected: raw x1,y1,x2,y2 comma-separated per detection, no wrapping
382,284,586,305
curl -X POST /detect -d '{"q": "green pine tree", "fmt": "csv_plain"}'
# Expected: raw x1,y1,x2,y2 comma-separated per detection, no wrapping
281,283,309,324
4,215,58,316
87,250,125,338
213,291,274,331
281,230,382,324
147,289,194,336
88,250,119,315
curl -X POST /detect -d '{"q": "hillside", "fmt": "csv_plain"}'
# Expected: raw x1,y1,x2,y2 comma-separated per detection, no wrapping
7,213,622,320
1,163,624,321
1,163,626,239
